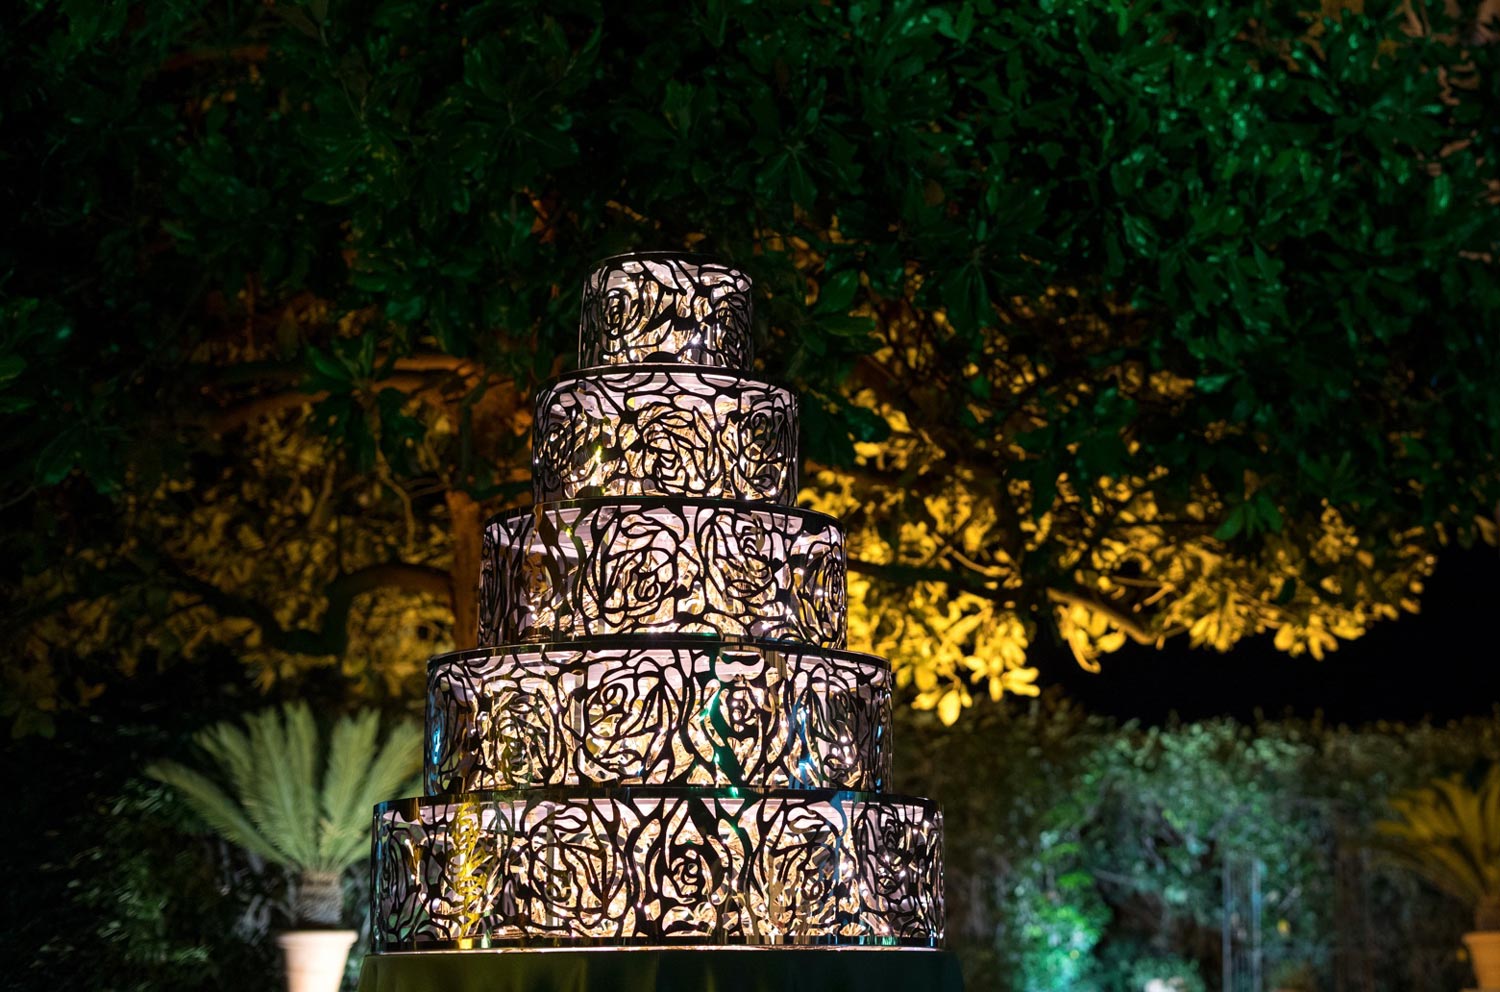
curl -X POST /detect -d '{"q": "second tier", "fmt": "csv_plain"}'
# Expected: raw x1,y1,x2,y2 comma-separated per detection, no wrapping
479,498,847,648
426,636,892,794
533,365,798,505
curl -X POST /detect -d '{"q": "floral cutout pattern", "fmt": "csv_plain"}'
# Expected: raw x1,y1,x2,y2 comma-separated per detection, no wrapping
534,366,797,504
479,499,848,649
579,254,753,370
424,638,892,793
372,789,943,949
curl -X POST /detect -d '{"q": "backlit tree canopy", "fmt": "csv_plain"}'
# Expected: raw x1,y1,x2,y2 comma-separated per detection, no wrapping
3,0,1497,734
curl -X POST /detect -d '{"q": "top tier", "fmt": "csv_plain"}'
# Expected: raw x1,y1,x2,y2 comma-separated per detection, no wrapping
579,253,753,370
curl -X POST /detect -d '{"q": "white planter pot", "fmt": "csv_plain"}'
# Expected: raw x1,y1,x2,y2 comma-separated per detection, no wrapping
276,929,357,992
1465,930,1500,990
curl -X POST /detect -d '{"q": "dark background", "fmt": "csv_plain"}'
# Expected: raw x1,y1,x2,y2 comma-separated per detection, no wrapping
1042,545,1499,724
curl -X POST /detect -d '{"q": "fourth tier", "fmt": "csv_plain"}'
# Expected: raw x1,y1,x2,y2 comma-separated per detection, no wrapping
479,498,847,649
533,365,798,505
425,636,892,794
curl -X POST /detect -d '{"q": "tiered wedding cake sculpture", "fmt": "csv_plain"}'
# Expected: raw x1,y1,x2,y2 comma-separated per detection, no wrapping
370,252,945,951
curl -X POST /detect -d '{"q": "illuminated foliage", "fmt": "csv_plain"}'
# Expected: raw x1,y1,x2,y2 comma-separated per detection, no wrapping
902,704,1500,990
1376,764,1500,930
3,0,1497,732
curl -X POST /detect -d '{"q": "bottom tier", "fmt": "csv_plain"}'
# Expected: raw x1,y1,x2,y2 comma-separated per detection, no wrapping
372,788,943,950
359,947,965,992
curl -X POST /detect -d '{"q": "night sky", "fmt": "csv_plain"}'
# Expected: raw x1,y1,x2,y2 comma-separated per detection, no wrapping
1036,545,1499,725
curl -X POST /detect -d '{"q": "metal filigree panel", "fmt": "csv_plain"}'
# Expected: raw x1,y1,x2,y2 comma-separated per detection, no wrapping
425,637,892,794
479,499,847,649
534,366,797,505
371,788,943,949
579,254,753,370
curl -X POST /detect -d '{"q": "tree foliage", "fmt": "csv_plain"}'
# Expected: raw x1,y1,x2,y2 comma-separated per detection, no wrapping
2,0,1497,731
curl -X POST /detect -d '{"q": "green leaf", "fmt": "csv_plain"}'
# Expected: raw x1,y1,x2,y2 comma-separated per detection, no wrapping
820,314,875,339
303,180,358,205
815,269,860,314
35,433,77,486
1214,504,1246,542
154,704,419,874
1252,491,1285,533
146,761,290,867
305,346,353,392
939,266,991,334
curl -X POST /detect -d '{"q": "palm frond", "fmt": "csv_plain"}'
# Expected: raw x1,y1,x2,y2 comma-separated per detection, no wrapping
244,706,317,865
1376,767,1500,913
283,702,321,864
329,717,422,869
195,720,262,829
316,709,382,870
146,760,289,867
151,702,418,876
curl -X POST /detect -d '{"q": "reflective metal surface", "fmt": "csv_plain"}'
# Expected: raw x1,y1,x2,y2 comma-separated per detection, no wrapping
373,788,943,950
579,254,752,370
425,637,891,794
534,365,797,505
479,499,847,649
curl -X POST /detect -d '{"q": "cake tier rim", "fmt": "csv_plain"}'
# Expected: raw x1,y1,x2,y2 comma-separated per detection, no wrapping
369,934,943,951
482,495,840,533
378,786,939,815
538,361,795,397
424,633,888,674
586,249,738,272
365,944,949,953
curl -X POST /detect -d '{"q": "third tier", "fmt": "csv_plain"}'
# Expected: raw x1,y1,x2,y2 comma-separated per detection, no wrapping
426,636,891,794
533,365,797,504
479,498,847,648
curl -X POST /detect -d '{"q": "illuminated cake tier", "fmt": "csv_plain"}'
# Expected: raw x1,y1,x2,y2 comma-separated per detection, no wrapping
424,637,892,794
578,253,752,369
478,499,847,649
534,365,797,504
372,788,942,950
368,252,946,956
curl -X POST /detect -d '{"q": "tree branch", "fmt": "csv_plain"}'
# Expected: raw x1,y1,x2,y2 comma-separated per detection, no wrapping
154,555,454,657
204,364,485,433
849,558,1161,647
1044,588,1158,646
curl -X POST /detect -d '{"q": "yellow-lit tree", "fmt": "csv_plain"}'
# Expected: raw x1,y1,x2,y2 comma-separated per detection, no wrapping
4,1,1498,733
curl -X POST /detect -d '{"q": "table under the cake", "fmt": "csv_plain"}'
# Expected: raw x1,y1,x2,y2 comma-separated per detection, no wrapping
359,946,964,992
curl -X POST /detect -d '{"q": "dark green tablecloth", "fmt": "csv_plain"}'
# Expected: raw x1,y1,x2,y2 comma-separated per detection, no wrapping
359,948,964,992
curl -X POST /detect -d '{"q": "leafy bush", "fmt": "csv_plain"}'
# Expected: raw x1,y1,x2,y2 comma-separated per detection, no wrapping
55,778,280,992
0,655,409,992
899,701,1500,992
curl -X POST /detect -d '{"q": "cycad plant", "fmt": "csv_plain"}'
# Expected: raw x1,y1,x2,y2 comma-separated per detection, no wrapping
1375,764,1500,932
148,702,421,928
